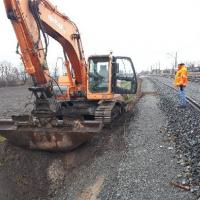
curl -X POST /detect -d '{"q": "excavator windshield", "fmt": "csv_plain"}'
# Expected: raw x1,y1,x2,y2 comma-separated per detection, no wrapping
89,57,109,93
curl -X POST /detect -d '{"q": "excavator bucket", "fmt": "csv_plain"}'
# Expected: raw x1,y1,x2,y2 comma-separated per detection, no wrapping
0,116,103,151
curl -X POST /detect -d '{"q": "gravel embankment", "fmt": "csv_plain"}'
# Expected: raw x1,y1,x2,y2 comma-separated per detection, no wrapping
152,76,200,105
100,78,193,200
0,81,196,200
150,76,200,198
57,78,194,200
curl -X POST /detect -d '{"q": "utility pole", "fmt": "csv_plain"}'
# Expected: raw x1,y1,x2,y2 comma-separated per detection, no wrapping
174,52,177,74
166,52,178,75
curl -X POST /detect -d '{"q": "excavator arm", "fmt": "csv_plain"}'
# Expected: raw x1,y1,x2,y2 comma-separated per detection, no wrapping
4,0,87,94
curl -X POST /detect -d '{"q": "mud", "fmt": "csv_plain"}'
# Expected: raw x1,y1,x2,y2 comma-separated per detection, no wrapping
0,85,135,200
0,79,191,200
0,114,132,200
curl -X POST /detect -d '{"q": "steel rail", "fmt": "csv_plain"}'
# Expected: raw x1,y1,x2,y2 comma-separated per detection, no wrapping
150,78,200,112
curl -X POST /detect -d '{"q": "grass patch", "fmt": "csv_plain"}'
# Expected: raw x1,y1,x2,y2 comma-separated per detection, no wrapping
0,136,5,143
16,175,28,186
0,157,8,167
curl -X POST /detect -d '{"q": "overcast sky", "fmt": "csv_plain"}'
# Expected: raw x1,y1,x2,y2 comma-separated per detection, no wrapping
0,0,200,72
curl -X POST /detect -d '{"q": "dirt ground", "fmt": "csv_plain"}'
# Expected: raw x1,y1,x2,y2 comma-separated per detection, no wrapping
0,85,136,200
0,81,194,200
0,85,33,118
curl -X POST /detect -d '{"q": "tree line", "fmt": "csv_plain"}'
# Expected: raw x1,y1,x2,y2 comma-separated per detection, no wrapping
0,61,28,87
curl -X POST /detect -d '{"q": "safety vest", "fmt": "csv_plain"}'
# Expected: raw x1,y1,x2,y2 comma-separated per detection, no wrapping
175,66,188,86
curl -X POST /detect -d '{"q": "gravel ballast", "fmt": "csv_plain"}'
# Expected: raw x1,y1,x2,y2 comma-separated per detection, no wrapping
150,76,200,198
101,78,193,200
0,80,196,199
152,76,200,105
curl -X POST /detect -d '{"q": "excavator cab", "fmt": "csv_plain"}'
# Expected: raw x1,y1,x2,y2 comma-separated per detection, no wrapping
87,55,137,100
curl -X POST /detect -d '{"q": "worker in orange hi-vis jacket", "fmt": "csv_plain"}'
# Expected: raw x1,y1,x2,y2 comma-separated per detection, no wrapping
174,63,188,108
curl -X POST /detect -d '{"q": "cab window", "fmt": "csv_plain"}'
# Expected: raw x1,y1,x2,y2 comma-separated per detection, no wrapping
89,57,109,93
112,57,137,94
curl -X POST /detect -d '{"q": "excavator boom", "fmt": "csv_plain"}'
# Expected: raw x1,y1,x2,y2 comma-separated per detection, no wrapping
4,0,87,91
0,0,101,151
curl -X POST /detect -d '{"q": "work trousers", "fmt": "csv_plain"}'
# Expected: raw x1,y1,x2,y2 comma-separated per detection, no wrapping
178,86,187,106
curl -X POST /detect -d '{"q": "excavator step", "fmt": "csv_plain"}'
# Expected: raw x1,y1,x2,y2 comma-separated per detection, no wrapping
0,118,103,151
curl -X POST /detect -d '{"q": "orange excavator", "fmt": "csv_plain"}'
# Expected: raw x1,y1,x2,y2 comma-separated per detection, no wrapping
0,0,137,151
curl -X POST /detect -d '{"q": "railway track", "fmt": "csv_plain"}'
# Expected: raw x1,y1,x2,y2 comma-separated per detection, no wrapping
149,74,200,83
150,78,200,111
148,76,200,196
